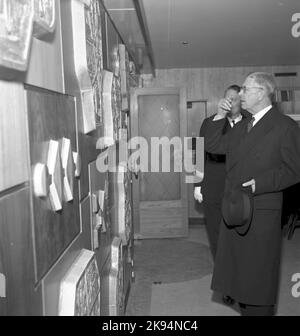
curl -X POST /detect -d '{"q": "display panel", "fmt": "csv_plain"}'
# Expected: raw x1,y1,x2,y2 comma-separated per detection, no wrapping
59,249,100,316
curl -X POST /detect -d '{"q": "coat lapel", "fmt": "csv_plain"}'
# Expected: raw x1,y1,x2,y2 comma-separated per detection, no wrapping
222,118,231,134
227,107,278,172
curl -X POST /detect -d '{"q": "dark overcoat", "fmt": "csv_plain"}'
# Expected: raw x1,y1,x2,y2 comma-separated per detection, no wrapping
200,111,251,203
204,107,300,305
199,116,229,203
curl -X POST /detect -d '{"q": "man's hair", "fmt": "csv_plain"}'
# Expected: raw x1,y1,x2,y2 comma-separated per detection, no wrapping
225,84,241,95
247,72,277,101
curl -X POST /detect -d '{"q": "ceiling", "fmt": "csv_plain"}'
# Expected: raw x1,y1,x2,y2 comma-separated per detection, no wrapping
141,0,300,69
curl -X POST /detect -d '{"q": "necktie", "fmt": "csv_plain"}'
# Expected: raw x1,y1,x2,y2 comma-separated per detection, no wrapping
247,117,255,133
231,120,235,127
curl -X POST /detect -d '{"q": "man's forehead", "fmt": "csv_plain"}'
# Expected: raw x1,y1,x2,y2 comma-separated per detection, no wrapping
243,77,256,86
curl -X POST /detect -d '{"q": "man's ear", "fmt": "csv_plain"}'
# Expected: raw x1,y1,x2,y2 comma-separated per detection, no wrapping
257,89,265,102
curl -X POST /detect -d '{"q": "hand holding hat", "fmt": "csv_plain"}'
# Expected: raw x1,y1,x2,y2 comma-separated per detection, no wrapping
221,182,255,236
194,186,203,203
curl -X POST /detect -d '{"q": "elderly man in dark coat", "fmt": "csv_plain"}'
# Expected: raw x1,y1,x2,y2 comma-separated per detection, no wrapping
204,72,300,316
196,85,250,260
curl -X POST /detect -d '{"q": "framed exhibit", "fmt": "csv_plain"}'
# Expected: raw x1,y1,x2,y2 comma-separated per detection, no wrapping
33,0,56,38
70,0,96,134
0,0,34,71
275,87,300,122
58,249,101,316
109,237,124,315
85,0,104,127
101,9,120,75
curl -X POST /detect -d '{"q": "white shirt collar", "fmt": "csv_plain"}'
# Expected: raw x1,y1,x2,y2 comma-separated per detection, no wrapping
252,105,272,126
227,114,243,127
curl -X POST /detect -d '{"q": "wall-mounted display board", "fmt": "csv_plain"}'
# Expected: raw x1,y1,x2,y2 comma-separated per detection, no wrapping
119,44,130,111
88,160,112,272
0,0,139,316
0,0,34,72
109,237,124,315
102,10,119,75
101,69,122,147
85,0,103,127
33,0,56,38
26,85,80,281
112,71,122,141
128,60,139,88
0,0,57,76
69,0,96,135
58,249,101,316
102,69,115,146
116,166,132,245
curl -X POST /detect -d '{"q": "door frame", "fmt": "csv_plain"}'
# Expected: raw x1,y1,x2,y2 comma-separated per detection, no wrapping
130,87,188,238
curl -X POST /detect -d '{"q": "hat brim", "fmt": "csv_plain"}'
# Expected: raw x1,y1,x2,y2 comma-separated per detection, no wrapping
222,187,254,236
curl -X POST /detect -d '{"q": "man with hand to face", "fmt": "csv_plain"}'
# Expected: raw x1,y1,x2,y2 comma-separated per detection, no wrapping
195,85,250,260
217,86,244,126
195,85,250,306
204,72,300,316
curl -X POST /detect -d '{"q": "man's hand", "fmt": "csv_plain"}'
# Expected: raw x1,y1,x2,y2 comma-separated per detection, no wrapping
217,98,232,118
242,179,255,193
194,186,203,203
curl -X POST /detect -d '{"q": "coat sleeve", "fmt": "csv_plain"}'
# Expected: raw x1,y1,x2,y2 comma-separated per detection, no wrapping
254,122,300,195
194,119,207,188
199,118,207,137
203,117,230,155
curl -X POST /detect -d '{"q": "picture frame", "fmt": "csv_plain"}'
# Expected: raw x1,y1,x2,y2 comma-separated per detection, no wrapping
58,249,101,316
275,87,300,122
33,0,56,38
0,0,34,72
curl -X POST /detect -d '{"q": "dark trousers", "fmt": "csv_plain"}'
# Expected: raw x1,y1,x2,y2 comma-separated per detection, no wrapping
203,199,222,260
239,303,275,316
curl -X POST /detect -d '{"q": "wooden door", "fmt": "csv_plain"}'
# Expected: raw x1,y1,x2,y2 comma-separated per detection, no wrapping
131,88,188,239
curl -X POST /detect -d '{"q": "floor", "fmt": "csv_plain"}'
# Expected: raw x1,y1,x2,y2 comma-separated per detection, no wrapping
125,223,300,316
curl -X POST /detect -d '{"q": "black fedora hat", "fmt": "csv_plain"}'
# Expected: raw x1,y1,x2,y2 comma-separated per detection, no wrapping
221,187,254,235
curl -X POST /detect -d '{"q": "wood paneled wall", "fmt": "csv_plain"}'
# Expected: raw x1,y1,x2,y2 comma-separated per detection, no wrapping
0,0,64,195
143,65,300,117
0,82,29,192
0,188,43,315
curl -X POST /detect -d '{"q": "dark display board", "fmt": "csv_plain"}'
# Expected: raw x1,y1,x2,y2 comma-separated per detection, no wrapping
26,86,80,281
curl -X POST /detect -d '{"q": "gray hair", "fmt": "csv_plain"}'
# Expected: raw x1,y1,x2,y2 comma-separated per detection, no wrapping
247,72,277,101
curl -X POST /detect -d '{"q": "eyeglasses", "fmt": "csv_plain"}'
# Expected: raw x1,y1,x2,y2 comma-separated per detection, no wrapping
240,86,264,93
